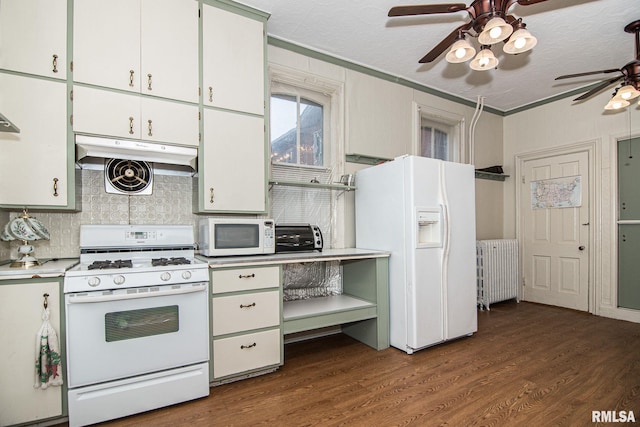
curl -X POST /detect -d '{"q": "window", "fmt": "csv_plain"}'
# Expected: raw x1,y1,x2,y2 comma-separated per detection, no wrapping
270,86,329,167
268,68,344,248
415,103,466,163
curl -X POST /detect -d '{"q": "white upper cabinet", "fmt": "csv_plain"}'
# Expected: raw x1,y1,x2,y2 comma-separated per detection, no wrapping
202,3,265,115
0,74,70,207
73,0,198,103
0,0,67,78
73,85,199,146
201,109,266,212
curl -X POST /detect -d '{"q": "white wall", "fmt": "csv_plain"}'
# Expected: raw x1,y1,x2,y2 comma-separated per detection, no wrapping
268,45,505,245
504,91,640,322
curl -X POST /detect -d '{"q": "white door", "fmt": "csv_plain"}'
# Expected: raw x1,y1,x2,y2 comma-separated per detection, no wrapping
521,151,589,311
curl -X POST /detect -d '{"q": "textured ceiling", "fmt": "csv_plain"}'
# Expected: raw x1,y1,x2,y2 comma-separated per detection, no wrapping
236,0,638,113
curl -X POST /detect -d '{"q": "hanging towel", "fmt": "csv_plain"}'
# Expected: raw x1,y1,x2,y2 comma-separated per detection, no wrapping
34,307,63,389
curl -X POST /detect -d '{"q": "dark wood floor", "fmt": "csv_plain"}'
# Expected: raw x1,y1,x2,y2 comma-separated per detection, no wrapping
58,301,640,426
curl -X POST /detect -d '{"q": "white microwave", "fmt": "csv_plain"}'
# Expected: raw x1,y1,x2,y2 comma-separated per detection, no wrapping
198,218,275,257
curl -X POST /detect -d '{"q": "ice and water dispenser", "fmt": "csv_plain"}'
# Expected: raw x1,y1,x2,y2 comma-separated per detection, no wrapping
416,208,442,248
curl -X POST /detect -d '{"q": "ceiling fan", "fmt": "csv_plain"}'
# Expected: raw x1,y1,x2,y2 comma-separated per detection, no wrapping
388,0,548,70
555,20,640,110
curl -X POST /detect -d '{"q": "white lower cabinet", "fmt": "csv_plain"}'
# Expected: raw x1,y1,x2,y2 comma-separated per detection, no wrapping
0,279,64,426
212,329,281,379
210,265,282,382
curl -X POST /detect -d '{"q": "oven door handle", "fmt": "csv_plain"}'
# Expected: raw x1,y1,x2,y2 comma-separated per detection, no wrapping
67,283,207,304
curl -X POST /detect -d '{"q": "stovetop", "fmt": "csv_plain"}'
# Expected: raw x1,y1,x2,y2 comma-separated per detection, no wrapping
64,224,209,293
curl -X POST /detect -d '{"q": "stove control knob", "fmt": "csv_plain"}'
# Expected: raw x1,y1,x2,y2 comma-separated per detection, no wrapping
114,275,126,286
182,271,192,280
161,272,172,281
88,277,101,287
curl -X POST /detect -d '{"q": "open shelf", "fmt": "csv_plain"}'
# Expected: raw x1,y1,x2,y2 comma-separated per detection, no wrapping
269,179,355,191
283,294,377,334
475,171,509,181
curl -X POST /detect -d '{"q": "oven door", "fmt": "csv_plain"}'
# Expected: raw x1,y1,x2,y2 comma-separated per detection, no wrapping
65,282,209,388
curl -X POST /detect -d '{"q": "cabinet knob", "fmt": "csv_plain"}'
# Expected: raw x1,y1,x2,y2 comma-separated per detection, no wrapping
52,54,58,73
578,245,585,251
52,178,59,197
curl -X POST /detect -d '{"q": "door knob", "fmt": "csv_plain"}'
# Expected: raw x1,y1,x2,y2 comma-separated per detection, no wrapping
578,245,585,251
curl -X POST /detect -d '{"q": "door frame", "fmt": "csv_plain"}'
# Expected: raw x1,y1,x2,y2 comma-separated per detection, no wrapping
514,140,597,314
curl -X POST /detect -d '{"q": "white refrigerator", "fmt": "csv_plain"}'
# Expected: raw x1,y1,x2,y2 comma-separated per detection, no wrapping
355,155,477,354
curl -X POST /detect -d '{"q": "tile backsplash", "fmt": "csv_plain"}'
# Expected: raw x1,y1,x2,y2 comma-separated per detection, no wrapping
3,169,200,260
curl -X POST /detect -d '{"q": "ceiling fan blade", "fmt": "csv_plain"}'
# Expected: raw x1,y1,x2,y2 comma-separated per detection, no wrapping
555,69,622,80
419,23,472,63
516,0,550,5
573,76,623,101
388,4,467,17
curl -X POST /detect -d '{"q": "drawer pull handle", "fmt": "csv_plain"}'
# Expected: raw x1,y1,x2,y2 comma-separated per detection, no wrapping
238,273,255,279
147,73,153,91
148,119,153,137
52,54,58,73
129,116,134,134
239,302,256,309
209,86,213,103
129,69,135,87
240,343,257,350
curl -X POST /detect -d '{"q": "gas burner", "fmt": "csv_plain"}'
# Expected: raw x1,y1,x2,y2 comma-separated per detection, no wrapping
88,260,133,270
152,257,192,267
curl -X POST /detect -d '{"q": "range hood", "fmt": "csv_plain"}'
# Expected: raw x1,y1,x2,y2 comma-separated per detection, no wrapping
75,134,197,169
0,112,20,133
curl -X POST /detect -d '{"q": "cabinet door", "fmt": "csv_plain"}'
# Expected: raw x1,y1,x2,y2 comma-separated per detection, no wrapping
73,0,141,92
73,86,142,139
202,109,266,213
141,97,199,147
0,280,63,426
141,0,199,103
202,4,265,115
0,0,67,78
0,74,70,207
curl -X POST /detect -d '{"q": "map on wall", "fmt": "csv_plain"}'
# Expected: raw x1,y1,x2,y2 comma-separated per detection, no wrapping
530,175,582,209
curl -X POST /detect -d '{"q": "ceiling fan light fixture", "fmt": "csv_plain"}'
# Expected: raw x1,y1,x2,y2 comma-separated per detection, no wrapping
604,94,631,110
445,38,476,63
478,17,513,45
469,47,498,71
503,28,537,54
617,84,640,100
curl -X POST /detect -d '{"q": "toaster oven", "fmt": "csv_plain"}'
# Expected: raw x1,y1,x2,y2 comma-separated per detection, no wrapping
275,224,323,253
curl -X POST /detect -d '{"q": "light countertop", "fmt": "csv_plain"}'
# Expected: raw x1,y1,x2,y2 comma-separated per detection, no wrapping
0,258,79,280
199,248,390,268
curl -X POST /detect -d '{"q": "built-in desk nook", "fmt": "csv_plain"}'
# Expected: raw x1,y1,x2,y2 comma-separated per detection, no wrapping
202,249,390,384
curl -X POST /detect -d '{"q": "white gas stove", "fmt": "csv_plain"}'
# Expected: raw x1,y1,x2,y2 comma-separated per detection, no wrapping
64,224,210,427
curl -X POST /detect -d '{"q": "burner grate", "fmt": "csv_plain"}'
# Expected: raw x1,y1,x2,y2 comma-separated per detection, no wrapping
88,260,134,270
152,257,192,267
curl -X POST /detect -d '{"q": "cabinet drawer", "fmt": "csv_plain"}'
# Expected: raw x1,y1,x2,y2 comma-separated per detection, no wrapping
212,329,280,379
212,291,280,336
211,266,279,293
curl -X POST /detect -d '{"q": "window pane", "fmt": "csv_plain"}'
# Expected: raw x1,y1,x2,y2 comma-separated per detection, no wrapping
434,128,448,161
271,95,298,164
299,98,323,166
420,126,432,158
